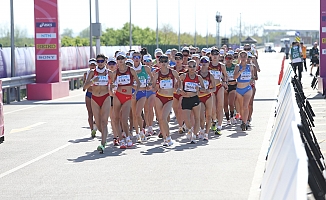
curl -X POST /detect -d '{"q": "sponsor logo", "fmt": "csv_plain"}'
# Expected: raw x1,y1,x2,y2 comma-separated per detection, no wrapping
36,33,56,39
322,16,326,22
36,22,56,28
322,27,326,33
322,38,326,43
36,44,57,49
37,55,57,60
322,49,326,55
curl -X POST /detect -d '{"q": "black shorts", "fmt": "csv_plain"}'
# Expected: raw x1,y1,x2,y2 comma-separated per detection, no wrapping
181,95,200,110
311,57,319,65
227,84,237,93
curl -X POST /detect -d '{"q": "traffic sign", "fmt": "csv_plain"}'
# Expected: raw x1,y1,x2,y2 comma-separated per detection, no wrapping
295,31,300,36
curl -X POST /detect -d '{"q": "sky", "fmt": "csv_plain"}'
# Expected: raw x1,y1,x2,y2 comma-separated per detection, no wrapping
0,0,320,38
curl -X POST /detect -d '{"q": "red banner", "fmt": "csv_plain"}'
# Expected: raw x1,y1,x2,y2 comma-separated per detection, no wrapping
0,80,4,143
34,0,60,83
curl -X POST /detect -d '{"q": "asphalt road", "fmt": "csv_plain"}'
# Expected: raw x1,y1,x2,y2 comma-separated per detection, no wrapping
0,52,312,200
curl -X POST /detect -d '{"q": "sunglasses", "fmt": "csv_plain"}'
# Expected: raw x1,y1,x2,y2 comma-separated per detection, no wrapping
96,60,105,63
182,54,189,57
190,52,195,54
200,59,209,63
156,55,162,58
108,61,116,66
244,48,251,51
225,57,232,60
175,57,182,60
133,55,141,59
188,65,196,68
233,56,238,59
159,59,169,63
117,56,125,60
144,59,152,63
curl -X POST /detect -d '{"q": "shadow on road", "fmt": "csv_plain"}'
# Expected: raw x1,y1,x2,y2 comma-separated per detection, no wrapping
67,148,128,162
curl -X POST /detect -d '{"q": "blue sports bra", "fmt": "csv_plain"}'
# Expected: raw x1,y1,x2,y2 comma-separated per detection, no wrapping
237,64,251,83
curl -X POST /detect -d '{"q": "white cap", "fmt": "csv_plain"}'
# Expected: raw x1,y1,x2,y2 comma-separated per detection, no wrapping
165,49,172,55
219,49,225,55
227,50,234,55
107,57,116,62
191,53,200,58
143,54,152,61
125,59,134,66
154,48,163,55
206,48,212,53
116,51,126,58
89,59,96,65
201,47,207,52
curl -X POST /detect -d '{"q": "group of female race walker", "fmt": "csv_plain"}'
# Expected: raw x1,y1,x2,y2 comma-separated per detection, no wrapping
83,44,260,153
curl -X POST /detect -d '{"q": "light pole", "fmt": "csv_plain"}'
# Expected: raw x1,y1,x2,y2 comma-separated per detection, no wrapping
129,0,132,50
95,0,100,55
89,0,92,58
239,13,242,46
178,0,180,51
10,0,15,77
194,1,196,46
215,11,222,48
156,0,158,48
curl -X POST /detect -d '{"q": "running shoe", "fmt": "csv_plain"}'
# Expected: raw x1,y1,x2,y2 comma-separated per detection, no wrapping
241,123,246,131
91,130,96,138
126,136,133,147
231,117,237,125
140,130,147,142
203,133,209,141
120,139,127,149
162,140,168,147
211,122,217,131
166,136,173,146
215,127,221,135
113,138,120,146
136,134,142,143
97,144,105,154
186,129,193,141
178,126,184,134
145,126,153,137
227,120,231,125
158,132,163,138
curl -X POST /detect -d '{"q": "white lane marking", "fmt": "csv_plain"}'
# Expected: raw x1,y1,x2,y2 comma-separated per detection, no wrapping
10,122,46,134
0,133,89,179
4,93,84,115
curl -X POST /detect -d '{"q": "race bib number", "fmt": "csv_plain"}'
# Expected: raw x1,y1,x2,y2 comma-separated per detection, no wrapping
227,70,234,80
240,71,251,81
117,75,130,85
94,75,108,86
184,82,198,92
139,79,147,87
210,70,221,80
159,79,173,89
203,80,209,89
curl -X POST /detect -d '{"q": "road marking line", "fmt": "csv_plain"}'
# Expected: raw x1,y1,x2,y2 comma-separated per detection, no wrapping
4,93,84,115
0,133,89,179
10,122,46,134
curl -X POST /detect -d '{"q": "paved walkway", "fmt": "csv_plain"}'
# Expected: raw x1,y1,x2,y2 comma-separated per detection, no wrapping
0,52,325,200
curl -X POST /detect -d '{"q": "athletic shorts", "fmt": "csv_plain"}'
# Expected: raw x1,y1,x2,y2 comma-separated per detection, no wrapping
181,95,200,110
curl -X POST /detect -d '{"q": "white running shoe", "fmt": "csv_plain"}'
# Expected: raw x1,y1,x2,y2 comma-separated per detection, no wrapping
140,130,147,142
227,120,231,125
231,117,236,125
166,136,173,146
120,139,126,149
135,134,141,143
126,136,133,147
203,134,208,141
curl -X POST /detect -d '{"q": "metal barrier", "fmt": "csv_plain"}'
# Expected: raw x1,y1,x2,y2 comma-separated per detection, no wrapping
0,69,88,104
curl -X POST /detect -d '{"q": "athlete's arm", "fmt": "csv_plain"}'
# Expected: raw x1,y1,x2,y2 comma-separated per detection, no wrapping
83,71,95,91
198,75,207,93
209,74,216,93
233,65,242,79
130,68,140,94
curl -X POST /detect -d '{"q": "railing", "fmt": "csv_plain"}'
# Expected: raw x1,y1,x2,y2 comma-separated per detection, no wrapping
1,69,88,104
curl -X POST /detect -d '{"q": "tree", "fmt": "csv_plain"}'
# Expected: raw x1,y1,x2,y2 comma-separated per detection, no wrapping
79,27,90,38
61,28,74,38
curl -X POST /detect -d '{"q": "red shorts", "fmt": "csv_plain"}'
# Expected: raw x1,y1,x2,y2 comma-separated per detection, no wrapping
156,93,173,106
115,91,132,105
92,93,110,107
199,93,212,104
173,93,182,101
214,83,223,95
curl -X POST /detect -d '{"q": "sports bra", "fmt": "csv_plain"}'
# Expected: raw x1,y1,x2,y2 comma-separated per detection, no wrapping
208,62,222,80
116,67,133,86
158,69,175,89
183,73,199,93
93,70,109,86
237,64,251,83
198,70,212,90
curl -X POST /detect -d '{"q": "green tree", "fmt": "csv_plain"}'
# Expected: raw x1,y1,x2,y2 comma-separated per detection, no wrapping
61,28,74,38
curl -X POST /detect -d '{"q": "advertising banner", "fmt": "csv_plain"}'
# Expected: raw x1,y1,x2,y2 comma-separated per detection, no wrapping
34,0,60,83
0,80,4,143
